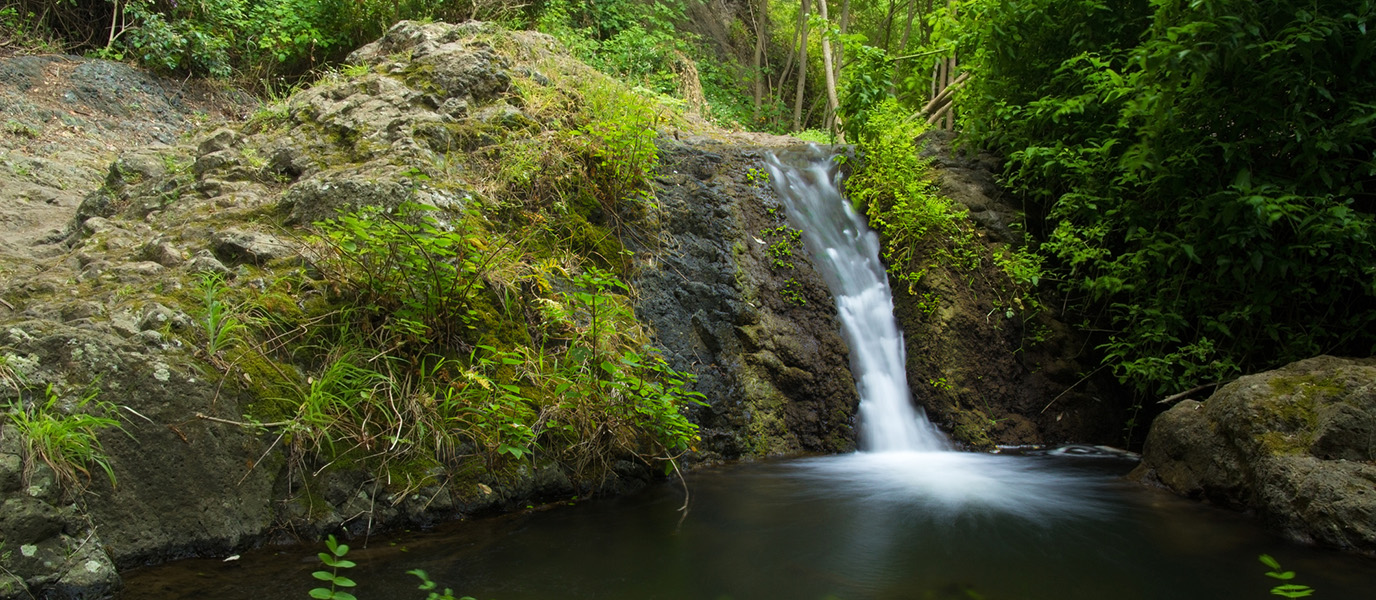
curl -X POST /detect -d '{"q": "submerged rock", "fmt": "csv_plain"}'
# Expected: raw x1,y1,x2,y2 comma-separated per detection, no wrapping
1132,355,1376,554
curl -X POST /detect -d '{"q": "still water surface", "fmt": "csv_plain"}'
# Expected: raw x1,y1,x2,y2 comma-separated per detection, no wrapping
125,451,1376,600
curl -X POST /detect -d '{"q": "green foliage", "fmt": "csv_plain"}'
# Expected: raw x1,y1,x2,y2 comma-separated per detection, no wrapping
107,0,518,80
781,278,807,306
538,0,689,96
793,129,836,144
846,98,976,288
761,225,803,270
4,383,121,494
200,272,246,357
577,87,662,220
948,0,1376,395
409,569,476,600
309,535,358,600
838,43,894,143
313,202,487,350
534,266,706,473
1259,554,1315,598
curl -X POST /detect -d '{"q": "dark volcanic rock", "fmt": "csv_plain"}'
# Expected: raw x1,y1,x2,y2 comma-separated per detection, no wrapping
637,140,858,459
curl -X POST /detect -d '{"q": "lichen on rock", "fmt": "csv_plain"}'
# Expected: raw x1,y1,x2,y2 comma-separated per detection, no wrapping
1132,355,1376,554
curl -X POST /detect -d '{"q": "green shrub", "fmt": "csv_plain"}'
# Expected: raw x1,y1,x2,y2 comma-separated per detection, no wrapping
313,202,488,350
847,99,976,288
946,0,1376,395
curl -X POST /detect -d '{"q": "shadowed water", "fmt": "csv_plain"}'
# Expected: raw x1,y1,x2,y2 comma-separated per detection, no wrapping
125,454,1376,600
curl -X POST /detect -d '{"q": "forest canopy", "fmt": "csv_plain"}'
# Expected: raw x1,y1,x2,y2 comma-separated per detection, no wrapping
948,0,1376,395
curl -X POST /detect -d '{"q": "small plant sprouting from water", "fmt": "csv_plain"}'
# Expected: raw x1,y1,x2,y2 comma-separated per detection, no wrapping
306,537,481,600
310,535,358,600
1259,554,1314,598
408,569,476,600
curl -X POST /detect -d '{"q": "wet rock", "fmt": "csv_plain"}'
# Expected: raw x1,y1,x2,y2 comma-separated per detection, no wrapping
47,542,123,600
0,453,20,492
138,302,192,332
1132,356,1376,554
212,228,293,265
279,167,414,225
0,497,64,542
192,149,241,178
347,21,516,104
197,128,242,155
70,145,189,232
636,140,859,460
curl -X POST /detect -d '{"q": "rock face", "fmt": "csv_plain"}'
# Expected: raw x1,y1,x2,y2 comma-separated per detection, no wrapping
887,131,1126,449
637,140,858,459
1131,356,1376,554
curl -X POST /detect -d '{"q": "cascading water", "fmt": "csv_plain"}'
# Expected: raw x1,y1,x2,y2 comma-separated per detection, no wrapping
765,146,1108,518
764,147,946,453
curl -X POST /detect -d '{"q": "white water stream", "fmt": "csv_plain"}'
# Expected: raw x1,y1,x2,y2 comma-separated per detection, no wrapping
764,148,946,453
765,147,1105,517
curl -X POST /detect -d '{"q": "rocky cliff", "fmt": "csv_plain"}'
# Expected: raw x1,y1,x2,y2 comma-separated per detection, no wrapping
0,19,1138,600
0,21,858,599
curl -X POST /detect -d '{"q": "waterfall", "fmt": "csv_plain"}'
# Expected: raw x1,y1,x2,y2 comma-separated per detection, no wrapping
764,147,948,453
765,147,1112,520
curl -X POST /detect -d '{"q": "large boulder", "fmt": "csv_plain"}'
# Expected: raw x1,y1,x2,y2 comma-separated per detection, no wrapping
1131,355,1376,554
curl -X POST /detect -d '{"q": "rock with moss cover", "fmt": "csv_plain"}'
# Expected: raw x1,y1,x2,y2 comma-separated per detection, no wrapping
636,140,859,459
1131,355,1376,554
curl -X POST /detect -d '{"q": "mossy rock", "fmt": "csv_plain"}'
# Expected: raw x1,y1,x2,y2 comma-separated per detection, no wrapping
1134,355,1376,554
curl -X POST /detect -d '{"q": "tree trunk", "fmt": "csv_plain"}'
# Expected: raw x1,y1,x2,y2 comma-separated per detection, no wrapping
890,0,921,93
816,0,842,139
880,0,898,52
837,0,851,74
752,0,766,121
792,0,811,131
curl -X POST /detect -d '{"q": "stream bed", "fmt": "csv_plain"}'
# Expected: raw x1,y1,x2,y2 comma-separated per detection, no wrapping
124,450,1376,600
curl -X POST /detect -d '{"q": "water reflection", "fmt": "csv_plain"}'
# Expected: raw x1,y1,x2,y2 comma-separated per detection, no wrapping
785,452,1114,520
124,455,1376,600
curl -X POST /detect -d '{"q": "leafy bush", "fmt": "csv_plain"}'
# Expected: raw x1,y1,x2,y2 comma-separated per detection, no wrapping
947,0,1376,395
538,0,688,95
847,99,978,288
313,202,488,350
